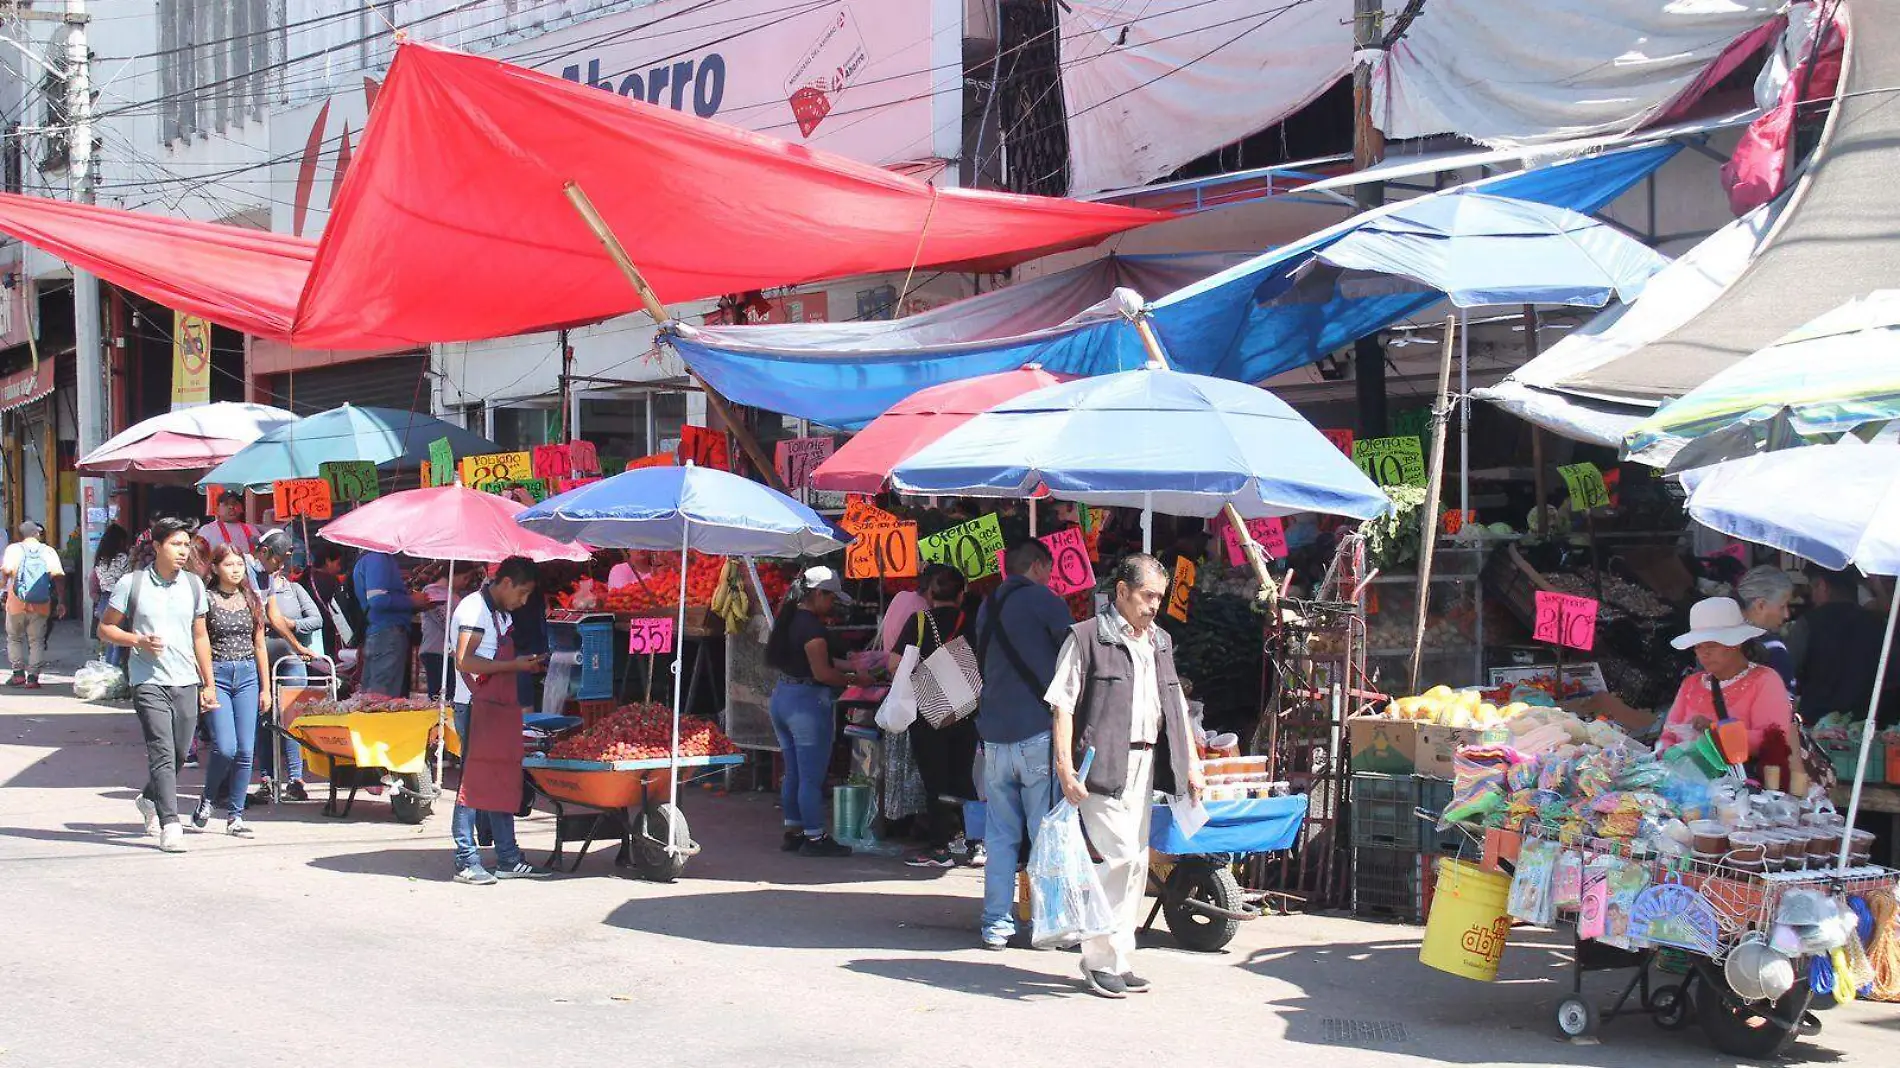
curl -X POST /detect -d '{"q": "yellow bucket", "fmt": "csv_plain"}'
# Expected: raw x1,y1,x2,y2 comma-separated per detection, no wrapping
1420,857,1513,982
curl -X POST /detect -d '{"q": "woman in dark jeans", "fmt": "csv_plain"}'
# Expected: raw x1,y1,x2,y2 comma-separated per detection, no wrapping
892,564,984,868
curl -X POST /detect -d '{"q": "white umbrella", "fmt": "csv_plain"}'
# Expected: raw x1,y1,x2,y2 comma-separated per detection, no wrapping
1683,438,1900,870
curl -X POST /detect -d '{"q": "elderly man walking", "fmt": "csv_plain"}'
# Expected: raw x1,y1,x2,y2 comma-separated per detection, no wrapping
1046,553,1202,999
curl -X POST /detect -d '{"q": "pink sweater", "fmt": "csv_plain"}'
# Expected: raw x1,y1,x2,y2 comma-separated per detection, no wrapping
1657,664,1795,758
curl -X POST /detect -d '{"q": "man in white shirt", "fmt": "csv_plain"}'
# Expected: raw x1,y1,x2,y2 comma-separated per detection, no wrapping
3,520,67,688
199,492,258,557
1045,553,1203,999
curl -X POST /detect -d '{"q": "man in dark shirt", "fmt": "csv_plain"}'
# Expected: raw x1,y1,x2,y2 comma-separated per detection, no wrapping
1793,568,1884,724
971,538,1077,949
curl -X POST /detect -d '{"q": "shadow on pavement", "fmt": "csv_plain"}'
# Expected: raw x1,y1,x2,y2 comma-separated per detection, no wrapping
843,957,1079,1001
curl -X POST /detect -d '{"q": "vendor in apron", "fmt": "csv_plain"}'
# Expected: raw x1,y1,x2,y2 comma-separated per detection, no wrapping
449,556,554,885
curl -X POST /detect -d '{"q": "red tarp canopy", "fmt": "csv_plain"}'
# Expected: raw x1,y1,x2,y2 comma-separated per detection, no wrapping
0,43,1166,350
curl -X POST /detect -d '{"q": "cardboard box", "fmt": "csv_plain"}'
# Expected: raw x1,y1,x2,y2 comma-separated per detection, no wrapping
1349,717,1477,777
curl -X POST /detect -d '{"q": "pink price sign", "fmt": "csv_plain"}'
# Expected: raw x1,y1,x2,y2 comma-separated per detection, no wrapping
1533,590,1598,652
627,616,676,656
1219,516,1288,565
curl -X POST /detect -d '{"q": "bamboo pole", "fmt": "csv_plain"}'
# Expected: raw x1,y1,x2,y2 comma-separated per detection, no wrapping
1408,316,1457,694
562,181,789,493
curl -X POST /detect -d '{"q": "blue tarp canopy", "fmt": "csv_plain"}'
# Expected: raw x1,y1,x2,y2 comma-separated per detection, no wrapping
669,143,1680,428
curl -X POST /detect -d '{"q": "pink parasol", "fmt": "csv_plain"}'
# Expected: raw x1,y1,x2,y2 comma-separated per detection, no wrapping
317,484,588,563
809,366,1075,493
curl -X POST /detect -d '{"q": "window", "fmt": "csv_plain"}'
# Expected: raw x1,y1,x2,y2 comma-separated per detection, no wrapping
159,0,278,143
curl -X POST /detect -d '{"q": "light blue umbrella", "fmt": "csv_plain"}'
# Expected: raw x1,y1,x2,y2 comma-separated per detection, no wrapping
1311,192,1669,309
514,463,841,557
517,463,841,834
888,362,1391,526
1682,439,1900,870
196,404,497,490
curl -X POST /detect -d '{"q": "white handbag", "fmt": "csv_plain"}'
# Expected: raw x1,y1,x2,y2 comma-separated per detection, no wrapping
874,645,921,733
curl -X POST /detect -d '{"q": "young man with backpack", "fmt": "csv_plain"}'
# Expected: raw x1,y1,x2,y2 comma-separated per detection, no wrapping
2,520,66,688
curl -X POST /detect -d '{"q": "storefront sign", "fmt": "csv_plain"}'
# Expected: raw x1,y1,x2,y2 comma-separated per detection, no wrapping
627,616,676,656
0,358,52,413
272,478,334,520
845,521,918,579
676,426,729,471
459,451,534,486
1352,435,1426,487
1166,555,1196,622
1533,590,1598,652
171,312,212,409
1217,515,1287,566
1557,462,1609,512
320,460,379,504
774,436,835,490
427,438,455,486
918,513,1004,580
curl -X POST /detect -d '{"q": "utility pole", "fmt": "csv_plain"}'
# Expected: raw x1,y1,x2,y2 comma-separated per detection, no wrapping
65,0,103,619
1351,0,1388,439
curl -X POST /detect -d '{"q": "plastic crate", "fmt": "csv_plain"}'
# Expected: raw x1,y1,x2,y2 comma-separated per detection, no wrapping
1414,776,1468,856
576,619,616,700
1352,847,1433,923
1351,773,1421,850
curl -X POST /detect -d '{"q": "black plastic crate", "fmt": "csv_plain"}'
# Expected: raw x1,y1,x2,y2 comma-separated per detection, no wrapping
1352,847,1433,922
1351,773,1421,850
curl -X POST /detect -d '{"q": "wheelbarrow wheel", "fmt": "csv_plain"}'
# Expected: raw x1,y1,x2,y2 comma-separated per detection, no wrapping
391,771,436,825
1162,862,1242,953
632,804,690,883
1698,977,1809,1059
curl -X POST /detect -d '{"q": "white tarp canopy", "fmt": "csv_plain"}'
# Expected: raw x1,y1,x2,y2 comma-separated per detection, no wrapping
1059,0,1351,196
1370,0,1783,145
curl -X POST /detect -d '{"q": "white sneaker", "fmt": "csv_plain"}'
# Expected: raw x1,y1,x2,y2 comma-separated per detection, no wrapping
158,823,187,853
135,797,159,836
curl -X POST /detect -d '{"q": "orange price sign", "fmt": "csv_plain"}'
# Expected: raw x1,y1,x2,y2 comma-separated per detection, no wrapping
845,522,918,579
272,478,334,521
1166,556,1196,622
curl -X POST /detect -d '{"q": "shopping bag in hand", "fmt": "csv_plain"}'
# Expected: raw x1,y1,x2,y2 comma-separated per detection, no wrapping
1028,750,1114,949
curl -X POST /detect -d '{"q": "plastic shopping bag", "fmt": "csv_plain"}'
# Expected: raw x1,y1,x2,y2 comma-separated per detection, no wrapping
1027,800,1116,949
874,646,920,733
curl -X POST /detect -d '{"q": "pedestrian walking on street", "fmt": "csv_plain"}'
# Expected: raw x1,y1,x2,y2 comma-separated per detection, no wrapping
971,538,1075,949
194,544,272,837
98,517,214,854
449,556,553,884
3,520,67,688
1047,554,1203,998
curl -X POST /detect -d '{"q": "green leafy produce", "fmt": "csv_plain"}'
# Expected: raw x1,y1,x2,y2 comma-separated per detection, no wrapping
1363,484,1429,570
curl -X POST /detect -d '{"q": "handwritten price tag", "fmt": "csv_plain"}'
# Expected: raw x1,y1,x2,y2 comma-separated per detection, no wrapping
1558,462,1610,512
918,514,1005,580
1167,556,1197,622
627,616,676,656
841,495,901,534
1533,590,1598,652
845,521,918,579
272,478,333,521
775,436,835,491
427,437,455,486
1219,515,1287,565
320,460,379,503
677,426,729,471
1353,435,1427,487
1041,527,1096,596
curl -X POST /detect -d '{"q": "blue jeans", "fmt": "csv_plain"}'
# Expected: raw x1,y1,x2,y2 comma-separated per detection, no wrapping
450,703,514,871
769,680,835,836
203,659,260,816
981,730,1054,941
